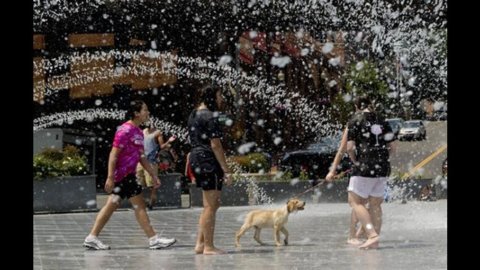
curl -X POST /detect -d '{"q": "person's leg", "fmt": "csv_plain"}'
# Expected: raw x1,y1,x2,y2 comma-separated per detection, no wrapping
89,195,120,236
368,197,384,235
349,209,358,239
194,180,205,254
348,192,379,249
200,189,225,255
355,203,368,239
129,193,176,249
367,177,387,235
84,195,120,249
194,222,205,254
129,194,157,238
347,209,363,245
355,222,366,239
143,163,158,208
149,187,157,207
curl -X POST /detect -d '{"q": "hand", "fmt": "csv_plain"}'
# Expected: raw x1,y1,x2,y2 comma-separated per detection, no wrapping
168,135,176,143
325,171,336,182
152,176,161,189
224,173,233,186
104,177,115,193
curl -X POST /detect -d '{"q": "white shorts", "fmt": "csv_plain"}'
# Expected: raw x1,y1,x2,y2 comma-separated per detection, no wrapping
347,176,387,199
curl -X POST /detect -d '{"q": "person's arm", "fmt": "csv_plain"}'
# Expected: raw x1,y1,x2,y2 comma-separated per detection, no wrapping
211,138,232,186
170,148,179,162
157,131,174,150
139,155,161,188
184,152,191,176
325,127,348,182
184,152,196,184
105,147,121,193
346,140,358,165
346,118,359,166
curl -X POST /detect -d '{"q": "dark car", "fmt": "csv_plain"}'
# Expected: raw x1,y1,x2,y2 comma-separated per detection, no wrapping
385,118,405,136
279,133,350,179
434,109,447,121
427,102,447,121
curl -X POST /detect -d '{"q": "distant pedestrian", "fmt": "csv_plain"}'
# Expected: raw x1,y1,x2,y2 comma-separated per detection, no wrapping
83,100,176,250
136,125,176,209
185,152,196,184
157,132,178,173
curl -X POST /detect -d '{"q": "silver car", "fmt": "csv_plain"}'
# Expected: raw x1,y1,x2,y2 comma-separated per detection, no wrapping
398,120,426,141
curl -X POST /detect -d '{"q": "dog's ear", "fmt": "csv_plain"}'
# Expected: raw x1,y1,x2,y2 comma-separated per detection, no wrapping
287,200,294,213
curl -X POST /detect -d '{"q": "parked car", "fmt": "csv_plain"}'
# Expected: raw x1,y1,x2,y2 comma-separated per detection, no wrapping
386,118,405,136
442,158,447,177
433,109,447,121
398,120,426,141
279,133,351,179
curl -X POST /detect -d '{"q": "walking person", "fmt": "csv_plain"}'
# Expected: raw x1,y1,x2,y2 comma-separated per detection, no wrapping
187,85,232,255
136,125,176,209
83,100,176,250
325,127,364,245
345,95,396,249
157,132,178,173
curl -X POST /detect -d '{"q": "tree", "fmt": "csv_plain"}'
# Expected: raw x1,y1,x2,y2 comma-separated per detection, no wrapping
331,60,389,124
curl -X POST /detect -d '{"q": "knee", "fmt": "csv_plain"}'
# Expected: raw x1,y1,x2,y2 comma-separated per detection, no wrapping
348,197,360,208
212,204,220,211
210,201,221,211
133,205,147,214
368,201,383,211
369,205,382,215
203,204,219,213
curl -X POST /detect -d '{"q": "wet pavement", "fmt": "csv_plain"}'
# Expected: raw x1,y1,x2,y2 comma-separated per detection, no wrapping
34,200,447,269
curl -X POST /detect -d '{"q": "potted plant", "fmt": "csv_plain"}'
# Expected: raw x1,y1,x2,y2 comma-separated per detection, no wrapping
33,145,97,213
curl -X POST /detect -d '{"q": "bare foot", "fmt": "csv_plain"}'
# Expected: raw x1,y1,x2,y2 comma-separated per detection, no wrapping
347,238,363,246
194,244,204,254
359,235,379,250
203,248,227,255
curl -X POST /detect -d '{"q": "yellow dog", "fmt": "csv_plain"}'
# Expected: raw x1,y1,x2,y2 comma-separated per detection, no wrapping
235,198,306,247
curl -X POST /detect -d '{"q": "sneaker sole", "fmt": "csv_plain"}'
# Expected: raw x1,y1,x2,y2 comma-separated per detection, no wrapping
149,239,177,250
83,243,111,250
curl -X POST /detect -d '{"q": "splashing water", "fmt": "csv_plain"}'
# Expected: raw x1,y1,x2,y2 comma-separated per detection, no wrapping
33,0,447,98
33,108,188,141
228,161,273,205
33,1,447,203
36,51,341,139
230,175,273,205
34,0,447,141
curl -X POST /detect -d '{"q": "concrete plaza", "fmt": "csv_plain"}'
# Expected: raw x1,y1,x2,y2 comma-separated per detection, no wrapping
34,200,447,269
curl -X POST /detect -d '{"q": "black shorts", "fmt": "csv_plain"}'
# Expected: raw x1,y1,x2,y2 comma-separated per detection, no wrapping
113,174,143,200
195,171,224,191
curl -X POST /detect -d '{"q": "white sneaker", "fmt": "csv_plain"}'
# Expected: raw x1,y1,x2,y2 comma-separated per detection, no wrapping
149,236,176,249
83,236,111,250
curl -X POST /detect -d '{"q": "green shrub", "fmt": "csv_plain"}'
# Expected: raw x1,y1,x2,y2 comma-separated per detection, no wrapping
232,153,270,173
33,145,89,180
299,170,309,181
271,170,293,182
